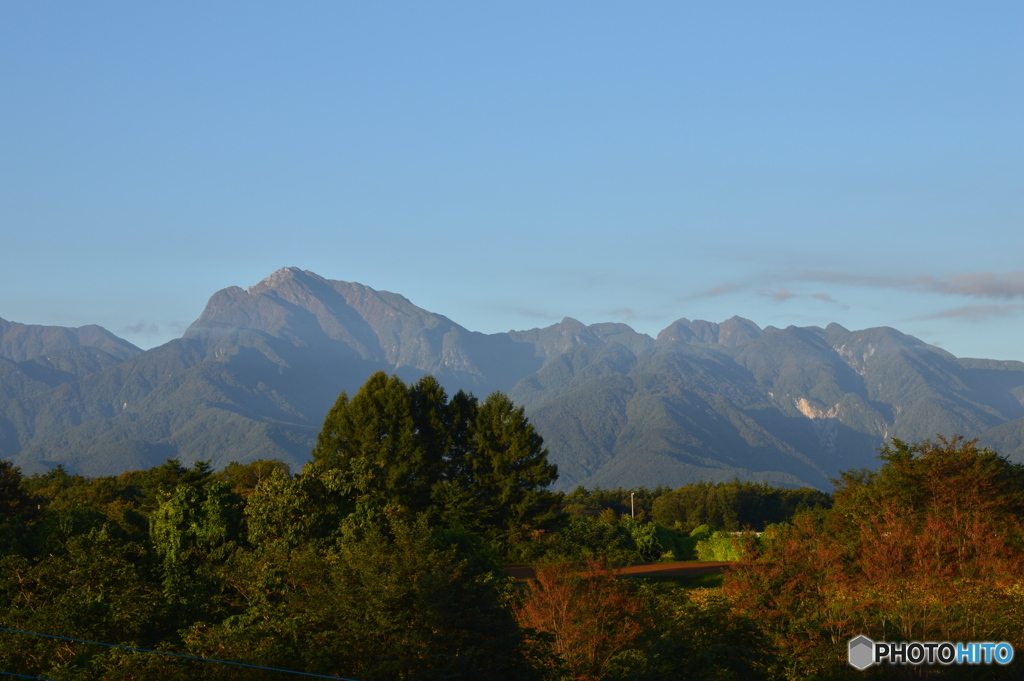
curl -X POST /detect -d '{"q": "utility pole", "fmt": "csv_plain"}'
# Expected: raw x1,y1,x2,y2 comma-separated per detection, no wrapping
631,491,635,519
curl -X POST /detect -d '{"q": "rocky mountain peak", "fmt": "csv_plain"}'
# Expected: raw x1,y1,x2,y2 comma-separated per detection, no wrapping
656,316,762,347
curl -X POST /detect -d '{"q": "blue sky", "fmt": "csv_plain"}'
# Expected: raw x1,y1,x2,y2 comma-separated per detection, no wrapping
2,2,1022,360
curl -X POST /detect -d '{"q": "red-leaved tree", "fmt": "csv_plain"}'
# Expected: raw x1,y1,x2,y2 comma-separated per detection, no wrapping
515,559,643,681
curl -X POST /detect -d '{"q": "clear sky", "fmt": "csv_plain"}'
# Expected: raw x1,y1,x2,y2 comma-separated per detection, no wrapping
2,2,1022,360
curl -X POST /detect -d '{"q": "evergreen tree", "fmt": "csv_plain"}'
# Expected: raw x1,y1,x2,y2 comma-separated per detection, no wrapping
447,391,559,536
312,372,441,516
311,372,559,536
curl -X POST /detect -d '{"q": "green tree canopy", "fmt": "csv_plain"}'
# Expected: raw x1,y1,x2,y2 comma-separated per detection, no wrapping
311,372,559,538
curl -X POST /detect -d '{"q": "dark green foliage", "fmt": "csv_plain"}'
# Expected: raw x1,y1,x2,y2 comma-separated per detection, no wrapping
554,482,818,563
331,516,530,681
546,515,645,565
117,457,216,512
0,473,171,680
183,514,530,681
619,515,664,561
652,523,686,560
312,372,559,541
652,479,831,532
0,536,168,679
0,460,34,554
460,391,560,535
0,460,31,515
561,485,667,519
243,464,350,550
312,372,441,514
150,479,244,619
631,584,771,681
214,458,290,496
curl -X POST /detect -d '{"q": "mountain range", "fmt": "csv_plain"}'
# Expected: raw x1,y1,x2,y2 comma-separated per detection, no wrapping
3,267,1024,491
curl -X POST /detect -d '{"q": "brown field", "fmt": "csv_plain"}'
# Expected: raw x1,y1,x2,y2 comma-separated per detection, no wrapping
504,561,733,581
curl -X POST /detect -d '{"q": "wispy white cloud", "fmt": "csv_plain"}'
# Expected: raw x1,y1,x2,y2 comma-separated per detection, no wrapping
798,271,1024,299
513,307,558,321
608,307,661,322
690,283,743,299
690,270,1024,307
922,304,1024,323
811,292,851,310
760,288,794,302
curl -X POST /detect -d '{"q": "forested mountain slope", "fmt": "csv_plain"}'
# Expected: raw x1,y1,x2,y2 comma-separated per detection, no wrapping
3,267,1023,489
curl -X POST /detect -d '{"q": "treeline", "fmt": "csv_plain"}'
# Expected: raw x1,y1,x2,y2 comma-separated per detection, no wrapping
2,371,1023,678
0,372,766,680
651,479,832,532
0,453,772,681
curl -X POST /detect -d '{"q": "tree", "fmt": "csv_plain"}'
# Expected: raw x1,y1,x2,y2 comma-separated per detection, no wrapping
453,391,559,536
149,479,243,618
515,559,644,681
311,372,445,517
311,373,559,538
0,522,167,678
724,437,1024,679
637,585,770,681
184,514,531,681
0,460,34,555
215,459,290,497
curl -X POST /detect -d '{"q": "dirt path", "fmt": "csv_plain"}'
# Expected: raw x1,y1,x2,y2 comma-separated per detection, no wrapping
504,561,733,581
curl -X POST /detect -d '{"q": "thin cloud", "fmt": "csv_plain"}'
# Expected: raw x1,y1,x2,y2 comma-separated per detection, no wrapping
685,270,1024,309
923,304,1024,323
760,288,795,302
609,307,661,322
799,271,1024,300
690,282,742,299
811,292,851,310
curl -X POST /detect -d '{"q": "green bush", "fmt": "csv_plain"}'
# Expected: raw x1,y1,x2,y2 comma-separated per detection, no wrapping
695,531,743,562
653,524,687,561
544,515,643,565
619,516,663,561
689,524,713,541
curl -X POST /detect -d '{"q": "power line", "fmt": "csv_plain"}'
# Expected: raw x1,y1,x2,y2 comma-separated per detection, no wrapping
0,626,357,680
1,672,55,681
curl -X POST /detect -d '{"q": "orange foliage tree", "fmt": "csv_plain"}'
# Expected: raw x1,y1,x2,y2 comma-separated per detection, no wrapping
515,559,643,681
724,438,1024,679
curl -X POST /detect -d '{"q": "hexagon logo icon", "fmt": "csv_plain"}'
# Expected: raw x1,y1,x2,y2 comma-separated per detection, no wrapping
849,635,875,670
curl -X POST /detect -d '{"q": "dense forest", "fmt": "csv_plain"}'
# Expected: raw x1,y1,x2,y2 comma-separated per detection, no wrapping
1,372,1022,679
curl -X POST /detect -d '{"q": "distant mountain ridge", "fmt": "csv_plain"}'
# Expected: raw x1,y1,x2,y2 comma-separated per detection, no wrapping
2,267,1023,490
0,317,141,363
